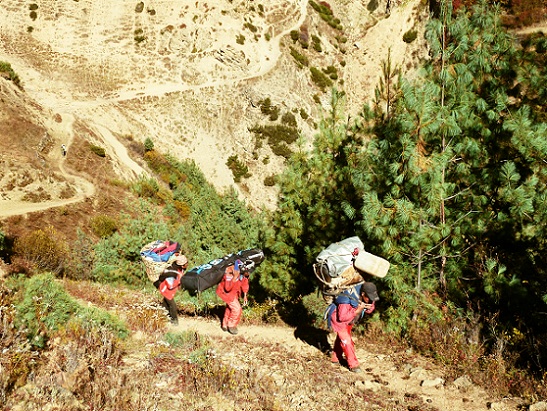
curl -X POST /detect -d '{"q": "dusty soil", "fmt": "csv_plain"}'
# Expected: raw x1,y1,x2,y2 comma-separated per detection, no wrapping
0,0,427,215
161,314,524,411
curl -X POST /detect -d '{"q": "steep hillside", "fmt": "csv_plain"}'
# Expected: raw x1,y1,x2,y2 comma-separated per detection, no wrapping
0,0,427,216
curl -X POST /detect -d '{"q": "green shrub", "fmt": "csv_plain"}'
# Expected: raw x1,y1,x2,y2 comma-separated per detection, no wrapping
134,28,146,44
259,97,281,121
144,137,154,152
312,35,322,52
310,67,333,92
0,61,22,89
244,22,257,33
14,226,68,275
250,124,299,159
29,11,37,20
226,155,251,183
135,2,144,12
143,151,187,187
90,144,106,157
15,273,128,348
281,112,297,128
290,30,299,43
367,0,379,12
236,34,245,45
264,175,276,186
90,214,118,238
133,176,160,200
403,29,418,43
289,46,309,68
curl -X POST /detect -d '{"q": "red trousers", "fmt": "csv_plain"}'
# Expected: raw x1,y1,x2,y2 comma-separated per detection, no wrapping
331,324,359,369
222,299,242,329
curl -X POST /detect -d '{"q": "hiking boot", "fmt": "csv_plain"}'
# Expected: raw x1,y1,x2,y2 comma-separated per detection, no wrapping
350,367,362,373
227,327,238,335
221,326,228,332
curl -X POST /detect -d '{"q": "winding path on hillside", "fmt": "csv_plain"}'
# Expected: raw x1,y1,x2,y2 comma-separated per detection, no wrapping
0,0,309,218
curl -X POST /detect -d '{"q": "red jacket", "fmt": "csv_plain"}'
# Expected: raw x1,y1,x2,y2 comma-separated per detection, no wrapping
157,263,184,300
216,265,249,304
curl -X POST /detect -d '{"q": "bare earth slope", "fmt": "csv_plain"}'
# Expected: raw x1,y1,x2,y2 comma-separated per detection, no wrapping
0,0,425,214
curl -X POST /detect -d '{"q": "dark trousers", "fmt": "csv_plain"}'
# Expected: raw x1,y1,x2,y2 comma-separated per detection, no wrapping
163,297,178,324
154,279,179,324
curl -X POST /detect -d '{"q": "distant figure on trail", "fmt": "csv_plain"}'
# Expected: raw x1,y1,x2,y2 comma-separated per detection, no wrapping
153,253,188,325
61,144,67,157
216,259,250,335
326,282,379,373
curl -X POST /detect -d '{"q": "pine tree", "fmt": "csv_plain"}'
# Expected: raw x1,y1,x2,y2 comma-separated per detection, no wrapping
260,90,363,299
351,0,547,346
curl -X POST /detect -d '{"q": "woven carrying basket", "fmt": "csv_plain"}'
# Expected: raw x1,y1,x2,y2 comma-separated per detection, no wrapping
140,241,177,282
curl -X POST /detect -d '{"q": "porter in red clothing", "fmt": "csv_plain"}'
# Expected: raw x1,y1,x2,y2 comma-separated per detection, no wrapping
216,260,249,335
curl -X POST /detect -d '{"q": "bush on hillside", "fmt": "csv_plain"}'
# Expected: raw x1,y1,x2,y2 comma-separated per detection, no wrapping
90,214,118,238
14,273,128,348
0,61,22,89
13,226,68,275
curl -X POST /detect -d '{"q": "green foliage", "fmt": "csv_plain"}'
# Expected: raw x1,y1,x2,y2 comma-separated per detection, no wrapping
281,112,297,128
367,0,379,12
63,229,95,281
243,22,257,33
290,30,299,43
133,176,161,202
93,158,262,286
90,214,118,238
249,124,299,159
236,34,245,45
0,61,22,89
309,1,343,30
143,150,187,188
258,97,280,121
226,155,251,182
164,330,209,358
144,137,154,152
310,67,333,92
403,29,418,43
89,144,106,157
0,229,7,256
260,90,361,299
289,46,309,68
263,175,276,186
134,28,146,44
312,35,322,52
14,273,128,348
347,0,547,373
323,65,338,80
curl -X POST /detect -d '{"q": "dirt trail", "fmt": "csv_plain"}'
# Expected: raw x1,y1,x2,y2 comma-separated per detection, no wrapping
173,315,521,411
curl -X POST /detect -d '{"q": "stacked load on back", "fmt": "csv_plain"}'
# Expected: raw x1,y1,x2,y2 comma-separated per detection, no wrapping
181,248,265,294
313,236,389,302
140,240,181,282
